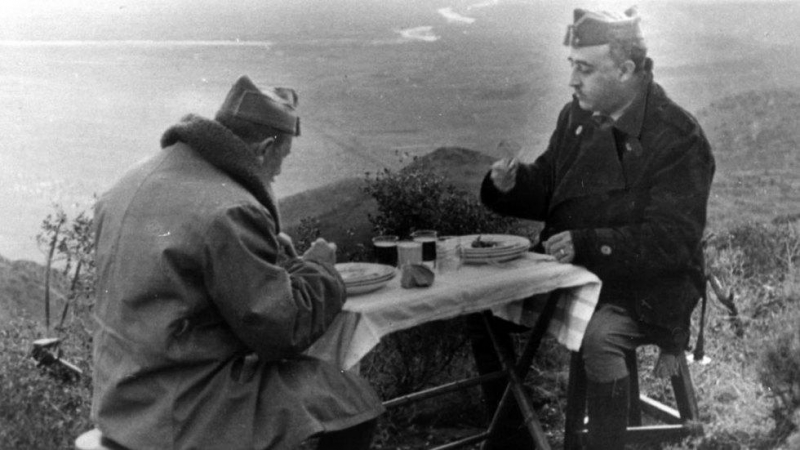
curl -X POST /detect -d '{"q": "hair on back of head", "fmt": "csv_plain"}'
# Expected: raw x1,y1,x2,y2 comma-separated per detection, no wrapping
607,31,649,73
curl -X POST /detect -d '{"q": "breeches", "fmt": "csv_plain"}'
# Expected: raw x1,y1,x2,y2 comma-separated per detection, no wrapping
581,303,647,383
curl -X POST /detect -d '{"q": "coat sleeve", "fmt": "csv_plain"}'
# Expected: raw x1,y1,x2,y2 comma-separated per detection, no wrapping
201,203,346,362
571,127,715,281
480,107,569,220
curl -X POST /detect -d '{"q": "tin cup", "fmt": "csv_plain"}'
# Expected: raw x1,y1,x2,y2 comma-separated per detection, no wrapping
410,230,438,265
436,236,463,274
372,235,399,266
397,240,423,267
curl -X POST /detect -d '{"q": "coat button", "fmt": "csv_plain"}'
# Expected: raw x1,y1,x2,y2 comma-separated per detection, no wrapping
600,245,612,255
575,125,583,136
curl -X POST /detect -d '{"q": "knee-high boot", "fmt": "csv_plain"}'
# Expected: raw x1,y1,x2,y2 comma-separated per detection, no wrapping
586,376,629,450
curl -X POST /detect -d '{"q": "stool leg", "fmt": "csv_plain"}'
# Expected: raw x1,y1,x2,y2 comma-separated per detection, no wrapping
671,354,700,421
625,350,642,426
564,351,587,450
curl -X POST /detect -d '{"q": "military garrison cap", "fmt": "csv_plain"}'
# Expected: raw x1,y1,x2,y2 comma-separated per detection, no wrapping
563,7,642,47
216,75,300,136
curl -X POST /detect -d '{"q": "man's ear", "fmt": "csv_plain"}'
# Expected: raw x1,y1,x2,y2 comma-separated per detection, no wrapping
253,137,276,165
619,60,636,81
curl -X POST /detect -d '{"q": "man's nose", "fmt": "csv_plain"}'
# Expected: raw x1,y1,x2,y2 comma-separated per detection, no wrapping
568,70,581,88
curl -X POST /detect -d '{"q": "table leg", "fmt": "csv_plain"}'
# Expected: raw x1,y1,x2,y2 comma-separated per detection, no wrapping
481,293,560,450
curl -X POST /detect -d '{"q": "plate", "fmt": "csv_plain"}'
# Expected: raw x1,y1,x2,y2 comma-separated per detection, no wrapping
335,263,397,284
463,249,528,265
346,272,395,286
460,234,530,256
346,278,393,295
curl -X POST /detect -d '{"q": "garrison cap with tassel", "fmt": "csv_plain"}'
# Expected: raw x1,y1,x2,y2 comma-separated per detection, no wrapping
563,7,642,47
216,75,301,136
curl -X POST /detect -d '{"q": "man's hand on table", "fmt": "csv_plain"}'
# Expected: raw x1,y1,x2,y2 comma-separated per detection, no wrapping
543,231,575,264
302,238,337,266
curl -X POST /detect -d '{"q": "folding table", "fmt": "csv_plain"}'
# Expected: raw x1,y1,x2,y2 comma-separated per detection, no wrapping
306,252,601,449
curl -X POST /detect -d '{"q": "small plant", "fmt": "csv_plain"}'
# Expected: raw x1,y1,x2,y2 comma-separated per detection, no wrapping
363,156,520,238
35,202,97,331
294,216,322,255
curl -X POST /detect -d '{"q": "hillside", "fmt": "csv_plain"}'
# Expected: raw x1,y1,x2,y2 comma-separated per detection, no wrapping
698,89,800,229
0,255,67,325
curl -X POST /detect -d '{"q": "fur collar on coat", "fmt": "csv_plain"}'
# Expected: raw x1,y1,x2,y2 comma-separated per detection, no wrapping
160,114,280,232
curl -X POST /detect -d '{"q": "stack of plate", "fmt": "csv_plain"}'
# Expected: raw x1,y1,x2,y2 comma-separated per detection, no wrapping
460,234,531,265
335,262,397,295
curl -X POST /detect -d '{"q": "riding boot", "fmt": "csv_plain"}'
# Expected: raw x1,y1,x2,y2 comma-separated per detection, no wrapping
586,376,630,450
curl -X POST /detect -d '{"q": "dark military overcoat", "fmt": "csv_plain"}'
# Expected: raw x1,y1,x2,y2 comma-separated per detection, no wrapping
481,76,715,351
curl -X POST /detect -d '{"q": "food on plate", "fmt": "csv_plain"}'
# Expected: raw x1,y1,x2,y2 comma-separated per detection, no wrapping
471,235,501,248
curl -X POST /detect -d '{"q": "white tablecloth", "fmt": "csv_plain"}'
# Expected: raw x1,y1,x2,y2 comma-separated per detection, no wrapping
306,253,601,370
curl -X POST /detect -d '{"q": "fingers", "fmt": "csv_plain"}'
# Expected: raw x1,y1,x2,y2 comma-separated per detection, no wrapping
312,238,335,251
303,238,337,265
543,231,574,264
490,158,519,193
497,140,522,160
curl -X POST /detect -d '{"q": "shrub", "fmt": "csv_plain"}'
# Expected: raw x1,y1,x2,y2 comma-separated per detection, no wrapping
363,157,522,238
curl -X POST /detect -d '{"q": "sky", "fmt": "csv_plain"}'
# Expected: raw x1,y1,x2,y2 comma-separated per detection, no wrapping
2,0,791,41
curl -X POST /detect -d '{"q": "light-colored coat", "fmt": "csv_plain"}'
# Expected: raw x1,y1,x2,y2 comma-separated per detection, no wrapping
92,115,383,450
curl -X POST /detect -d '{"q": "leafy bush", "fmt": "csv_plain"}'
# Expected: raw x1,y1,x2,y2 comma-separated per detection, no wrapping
363,157,522,239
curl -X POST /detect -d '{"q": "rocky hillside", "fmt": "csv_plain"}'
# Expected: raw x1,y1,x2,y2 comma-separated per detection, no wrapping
0,255,68,325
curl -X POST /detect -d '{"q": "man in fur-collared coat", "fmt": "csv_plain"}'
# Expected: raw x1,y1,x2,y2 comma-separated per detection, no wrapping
91,76,383,450
472,8,715,450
